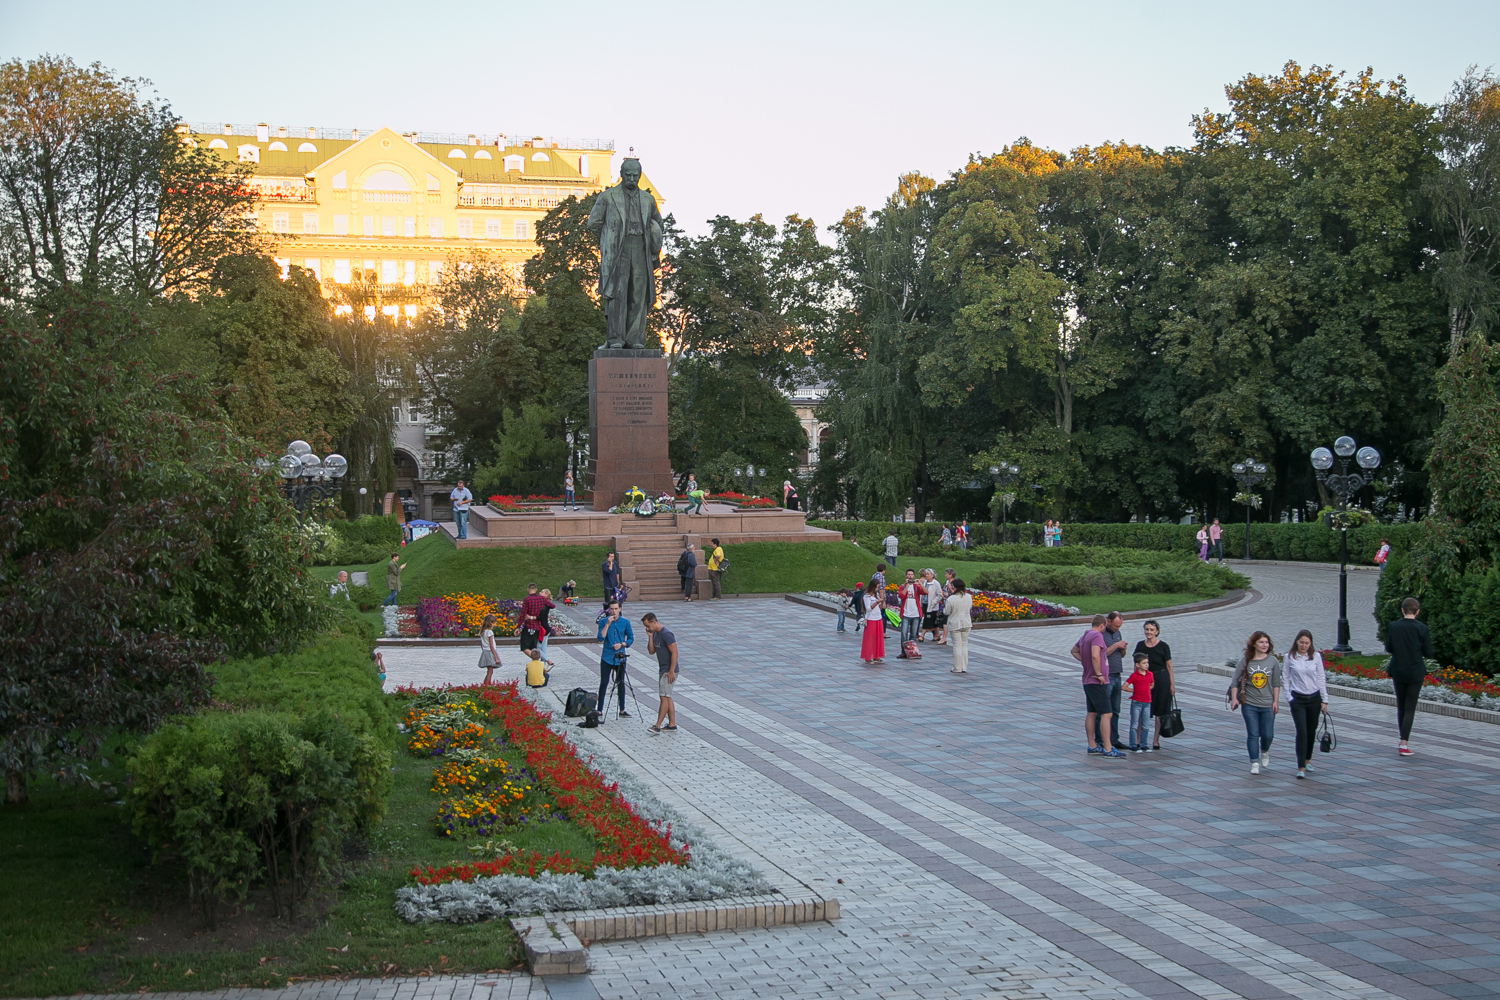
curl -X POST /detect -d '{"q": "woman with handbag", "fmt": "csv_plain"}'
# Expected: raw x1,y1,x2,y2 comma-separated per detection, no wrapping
1134,620,1176,750
859,580,886,664
1284,629,1329,779
1227,631,1282,774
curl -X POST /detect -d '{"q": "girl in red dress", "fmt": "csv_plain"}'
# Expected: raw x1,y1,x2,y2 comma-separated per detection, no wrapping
860,579,886,663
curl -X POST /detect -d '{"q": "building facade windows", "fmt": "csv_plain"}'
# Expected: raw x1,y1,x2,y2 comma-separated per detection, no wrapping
298,142,317,152
303,258,321,279
404,261,416,285
513,220,528,239
457,218,472,238
363,216,375,236
333,259,351,283
381,260,398,284
333,214,348,235
428,217,443,238
381,217,398,237
485,219,501,239
404,216,415,237
302,212,318,234
271,212,289,233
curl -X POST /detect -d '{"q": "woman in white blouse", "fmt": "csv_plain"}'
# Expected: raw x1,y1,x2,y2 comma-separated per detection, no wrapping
943,579,974,674
1285,628,1329,779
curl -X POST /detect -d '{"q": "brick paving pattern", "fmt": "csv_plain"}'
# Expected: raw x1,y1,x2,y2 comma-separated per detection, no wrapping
55,564,1500,1000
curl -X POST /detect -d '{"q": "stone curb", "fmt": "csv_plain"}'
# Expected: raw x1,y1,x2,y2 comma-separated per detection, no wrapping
785,589,1254,628
560,891,839,944
1194,664,1500,726
510,914,587,975
1223,559,1382,572
376,635,597,647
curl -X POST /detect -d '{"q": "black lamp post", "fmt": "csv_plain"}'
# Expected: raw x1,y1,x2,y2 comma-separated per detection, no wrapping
988,463,1019,544
1230,458,1267,561
732,465,768,497
275,439,348,524
1311,436,1380,652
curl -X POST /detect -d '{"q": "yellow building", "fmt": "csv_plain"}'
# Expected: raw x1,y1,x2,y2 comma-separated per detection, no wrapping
188,122,662,310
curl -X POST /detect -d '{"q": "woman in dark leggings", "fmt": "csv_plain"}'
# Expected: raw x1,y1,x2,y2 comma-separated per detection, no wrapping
1283,629,1329,779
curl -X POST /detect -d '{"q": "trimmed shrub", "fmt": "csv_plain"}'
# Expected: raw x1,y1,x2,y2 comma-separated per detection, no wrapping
128,708,372,927
1377,548,1500,676
969,561,1246,598
811,519,1420,564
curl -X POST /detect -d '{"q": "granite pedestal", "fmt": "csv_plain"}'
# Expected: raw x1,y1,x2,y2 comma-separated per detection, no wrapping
587,349,673,511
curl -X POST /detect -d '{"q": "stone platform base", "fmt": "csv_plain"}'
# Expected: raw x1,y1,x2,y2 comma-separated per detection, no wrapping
443,503,841,549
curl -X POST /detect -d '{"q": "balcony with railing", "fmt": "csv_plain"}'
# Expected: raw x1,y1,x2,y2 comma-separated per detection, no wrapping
248,178,316,202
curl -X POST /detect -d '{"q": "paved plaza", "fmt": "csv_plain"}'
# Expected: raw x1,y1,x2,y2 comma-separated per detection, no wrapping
62,564,1500,1000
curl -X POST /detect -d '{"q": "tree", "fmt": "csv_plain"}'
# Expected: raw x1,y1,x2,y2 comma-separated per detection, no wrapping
1427,67,1500,353
0,295,330,802
0,55,261,300
472,402,570,496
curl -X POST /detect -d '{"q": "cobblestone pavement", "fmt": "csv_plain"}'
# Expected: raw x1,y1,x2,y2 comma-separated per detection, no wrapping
61,564,1499,1000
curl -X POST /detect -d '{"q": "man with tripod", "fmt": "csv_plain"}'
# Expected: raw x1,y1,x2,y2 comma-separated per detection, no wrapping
596,600,634,721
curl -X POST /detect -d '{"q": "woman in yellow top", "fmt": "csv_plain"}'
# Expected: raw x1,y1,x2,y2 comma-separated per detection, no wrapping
706,537,725,601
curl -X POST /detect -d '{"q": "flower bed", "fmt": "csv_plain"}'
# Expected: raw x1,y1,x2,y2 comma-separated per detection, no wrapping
709,491,776,508
383,604,420,637
402,684,684,885
393,691,773,923
1220,651,1500,713
486,493,582,513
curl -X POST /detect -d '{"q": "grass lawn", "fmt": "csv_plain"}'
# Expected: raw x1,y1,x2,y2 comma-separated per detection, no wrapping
313,533,610,601
0,715,596,996
1044,593,1211,615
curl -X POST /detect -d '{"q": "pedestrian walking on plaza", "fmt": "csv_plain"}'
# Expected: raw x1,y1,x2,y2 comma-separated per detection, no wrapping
685,484,708,515
883,531,900,569
957,521,969,550
677,542,698,601
706,538,725,599
1135,620,1176,750
564,471,577,510
1284,629,1329,778
1228,631,1282,774
1196,524,1210,562
1374,538,1391,566
596,600,634,720
897,570,922,655
382,552,407,606
871,562,887,594
859,580,887,663
685,473,699,497
641,612,679,734
943,578,973,673
477,613,501,686
940,525,953,549
1209,518,1224,562
783,480,800,511
1092,612,1128,750
836,588,853,632
602,551,623,607
852,580,866,633
450,480,473,539
1384,597,1434,756
1075,615,1122,756
1122,653,1154,751
329,570,350,600
921,568,945,643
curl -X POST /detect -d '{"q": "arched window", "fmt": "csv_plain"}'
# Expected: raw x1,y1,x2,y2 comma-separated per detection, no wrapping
237,144,260,163
208,137,228,149
448,149,466,159
297,142,317,152
362,170,411,191
268,141,288,151
578,154,588,175
474,150,491,159
531,151,549,162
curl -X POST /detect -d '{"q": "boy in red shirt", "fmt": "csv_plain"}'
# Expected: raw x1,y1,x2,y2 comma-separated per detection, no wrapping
1122,652,1155,752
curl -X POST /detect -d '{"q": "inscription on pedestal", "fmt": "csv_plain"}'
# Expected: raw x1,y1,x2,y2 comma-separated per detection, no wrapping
587,352,674,511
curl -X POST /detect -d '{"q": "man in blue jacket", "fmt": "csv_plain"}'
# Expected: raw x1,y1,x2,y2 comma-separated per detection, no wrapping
596,599,634,721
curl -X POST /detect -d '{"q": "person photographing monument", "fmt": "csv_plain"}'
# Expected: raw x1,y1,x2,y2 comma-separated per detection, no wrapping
587,157,663,350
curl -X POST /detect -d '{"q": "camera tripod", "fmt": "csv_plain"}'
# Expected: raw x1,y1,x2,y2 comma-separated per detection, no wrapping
602,648,645,724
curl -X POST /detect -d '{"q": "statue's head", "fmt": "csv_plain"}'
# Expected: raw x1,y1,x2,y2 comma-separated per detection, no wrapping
621,158,641,191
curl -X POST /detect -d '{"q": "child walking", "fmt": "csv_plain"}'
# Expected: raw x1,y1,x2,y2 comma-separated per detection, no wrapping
836,588,853,633
1123,652,1155,752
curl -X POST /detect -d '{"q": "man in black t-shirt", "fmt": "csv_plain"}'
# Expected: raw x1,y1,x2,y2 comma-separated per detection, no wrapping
642,612,679,734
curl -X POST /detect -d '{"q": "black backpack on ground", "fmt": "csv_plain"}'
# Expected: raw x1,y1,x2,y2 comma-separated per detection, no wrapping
565,688,597,717
581,710,601,729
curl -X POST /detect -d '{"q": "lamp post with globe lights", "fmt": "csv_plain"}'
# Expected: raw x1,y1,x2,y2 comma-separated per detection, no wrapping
1230,458,1267,561
988,463,1020,544
1311,436,1380,652
274,439,348,524
732,465,768,498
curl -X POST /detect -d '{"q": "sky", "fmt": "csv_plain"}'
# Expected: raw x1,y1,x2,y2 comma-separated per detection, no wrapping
3,0,1496,237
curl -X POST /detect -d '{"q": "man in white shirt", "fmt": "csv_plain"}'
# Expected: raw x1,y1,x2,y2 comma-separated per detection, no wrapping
450,481,473,539
883,532,899,568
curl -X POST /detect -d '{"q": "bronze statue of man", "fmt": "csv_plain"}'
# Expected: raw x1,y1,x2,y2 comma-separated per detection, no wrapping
586,158,664,350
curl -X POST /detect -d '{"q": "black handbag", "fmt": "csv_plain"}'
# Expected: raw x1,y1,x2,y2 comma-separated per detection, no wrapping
1319,712,1337,753
1158,697,1185,739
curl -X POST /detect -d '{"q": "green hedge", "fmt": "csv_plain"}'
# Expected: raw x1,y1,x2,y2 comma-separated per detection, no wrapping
970,561,1247,598
1375,548,1500,674
812,519,1421,564
316,515,404,566
127,635,392,925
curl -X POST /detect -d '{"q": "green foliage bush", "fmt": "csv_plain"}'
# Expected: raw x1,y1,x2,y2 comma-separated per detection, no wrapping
970,561,1246,598
127,708,374,926
812,519,1420,564
348,582,384,611
1377,547,1500,675
315,516,403,566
